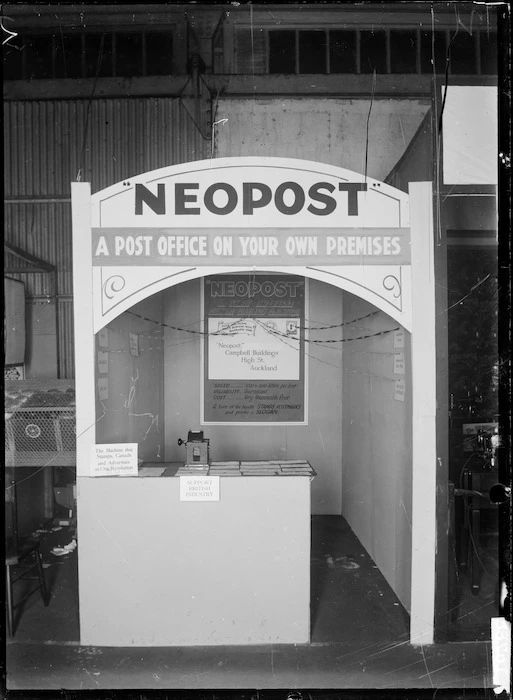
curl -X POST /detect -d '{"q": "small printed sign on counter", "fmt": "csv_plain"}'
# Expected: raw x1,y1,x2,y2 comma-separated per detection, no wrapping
180,476,220,502
394,379,406,402
91,443,138,476
393,352,405,374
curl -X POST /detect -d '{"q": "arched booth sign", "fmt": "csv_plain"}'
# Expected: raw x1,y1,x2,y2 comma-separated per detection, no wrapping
72,158,436,647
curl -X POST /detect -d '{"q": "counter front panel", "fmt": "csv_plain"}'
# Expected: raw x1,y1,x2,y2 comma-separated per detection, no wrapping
78,469,312,646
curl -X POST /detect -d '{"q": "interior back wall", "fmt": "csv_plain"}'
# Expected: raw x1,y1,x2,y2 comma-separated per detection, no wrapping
163,277,344,515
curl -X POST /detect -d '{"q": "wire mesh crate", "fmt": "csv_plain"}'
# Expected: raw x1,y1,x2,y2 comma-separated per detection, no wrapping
5,379,76,467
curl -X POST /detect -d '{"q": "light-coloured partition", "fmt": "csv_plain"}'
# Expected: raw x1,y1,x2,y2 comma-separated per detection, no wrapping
342,295,412,611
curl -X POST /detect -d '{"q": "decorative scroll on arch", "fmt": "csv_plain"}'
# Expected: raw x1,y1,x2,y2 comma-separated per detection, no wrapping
93,263,411,334
89,157,412,332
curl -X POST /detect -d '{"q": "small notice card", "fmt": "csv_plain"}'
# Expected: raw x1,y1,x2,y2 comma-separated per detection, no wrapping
180,476,220,502
394,379,406,402
97,377,109,400
98,328,109,348
129,332,139,357
91,443,138,477
393,329,405,348
393,352,405,374
98,351,109,374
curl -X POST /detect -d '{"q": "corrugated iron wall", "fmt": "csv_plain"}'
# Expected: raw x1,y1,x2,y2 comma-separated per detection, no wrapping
4,97,207,377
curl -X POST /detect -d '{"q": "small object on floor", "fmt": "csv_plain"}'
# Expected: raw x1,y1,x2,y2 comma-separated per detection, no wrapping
51,540,76,556
336,556,360,570
42,562,52,568
52,526,63,531
58,520,71,526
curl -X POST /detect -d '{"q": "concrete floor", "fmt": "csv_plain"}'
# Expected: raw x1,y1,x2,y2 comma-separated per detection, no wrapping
5,515,494,692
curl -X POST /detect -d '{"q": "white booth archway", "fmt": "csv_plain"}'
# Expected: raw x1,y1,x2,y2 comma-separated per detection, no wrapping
72,158,436,645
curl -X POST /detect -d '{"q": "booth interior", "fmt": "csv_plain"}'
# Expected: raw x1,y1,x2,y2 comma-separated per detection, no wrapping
80,272,414,646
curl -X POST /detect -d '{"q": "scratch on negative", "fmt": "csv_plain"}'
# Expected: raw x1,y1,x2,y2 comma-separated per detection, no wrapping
418,644,434,688
398,116,406,146
383,657,425,676
95,517,128,560
83,667,100,686
418,661,456,679
400,500,412,531
367,638,411,657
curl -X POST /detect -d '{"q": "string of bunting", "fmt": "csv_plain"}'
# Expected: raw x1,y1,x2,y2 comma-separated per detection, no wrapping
125,309,395,343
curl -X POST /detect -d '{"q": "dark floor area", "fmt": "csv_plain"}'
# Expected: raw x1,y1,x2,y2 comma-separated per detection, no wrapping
5,515,494,691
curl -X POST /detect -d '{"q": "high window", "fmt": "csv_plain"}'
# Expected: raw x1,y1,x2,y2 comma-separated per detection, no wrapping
3,30,174,80
236,27,498,76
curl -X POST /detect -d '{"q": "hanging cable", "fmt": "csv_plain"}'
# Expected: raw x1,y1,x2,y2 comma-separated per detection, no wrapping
76,33,105,182
363,69,377,184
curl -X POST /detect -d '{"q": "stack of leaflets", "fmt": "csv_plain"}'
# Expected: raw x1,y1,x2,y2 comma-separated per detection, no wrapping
176,465,209,476
208,461,241,476
240,461,281,476
210,461,240,468
279,461,314,475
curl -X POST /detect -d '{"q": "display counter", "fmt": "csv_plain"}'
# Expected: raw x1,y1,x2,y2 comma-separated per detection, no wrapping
78,461,314,647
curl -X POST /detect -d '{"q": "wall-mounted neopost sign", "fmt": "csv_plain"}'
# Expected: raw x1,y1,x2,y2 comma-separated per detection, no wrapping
202,274,306,424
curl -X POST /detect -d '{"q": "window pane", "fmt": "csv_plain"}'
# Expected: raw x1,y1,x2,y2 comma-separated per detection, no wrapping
269,30,296,74
24,34,53,79
360,30,387,73
54,32,83,79
145,32,173,75
420,30,447,73
84,33,112,78
390,30,417,73
449,31,477,74
329,30,356,73
298,30,326,73
115,33,143,77
480,31,497,75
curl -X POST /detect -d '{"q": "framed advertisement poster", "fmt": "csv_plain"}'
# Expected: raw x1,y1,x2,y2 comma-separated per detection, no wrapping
202,274,307,424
